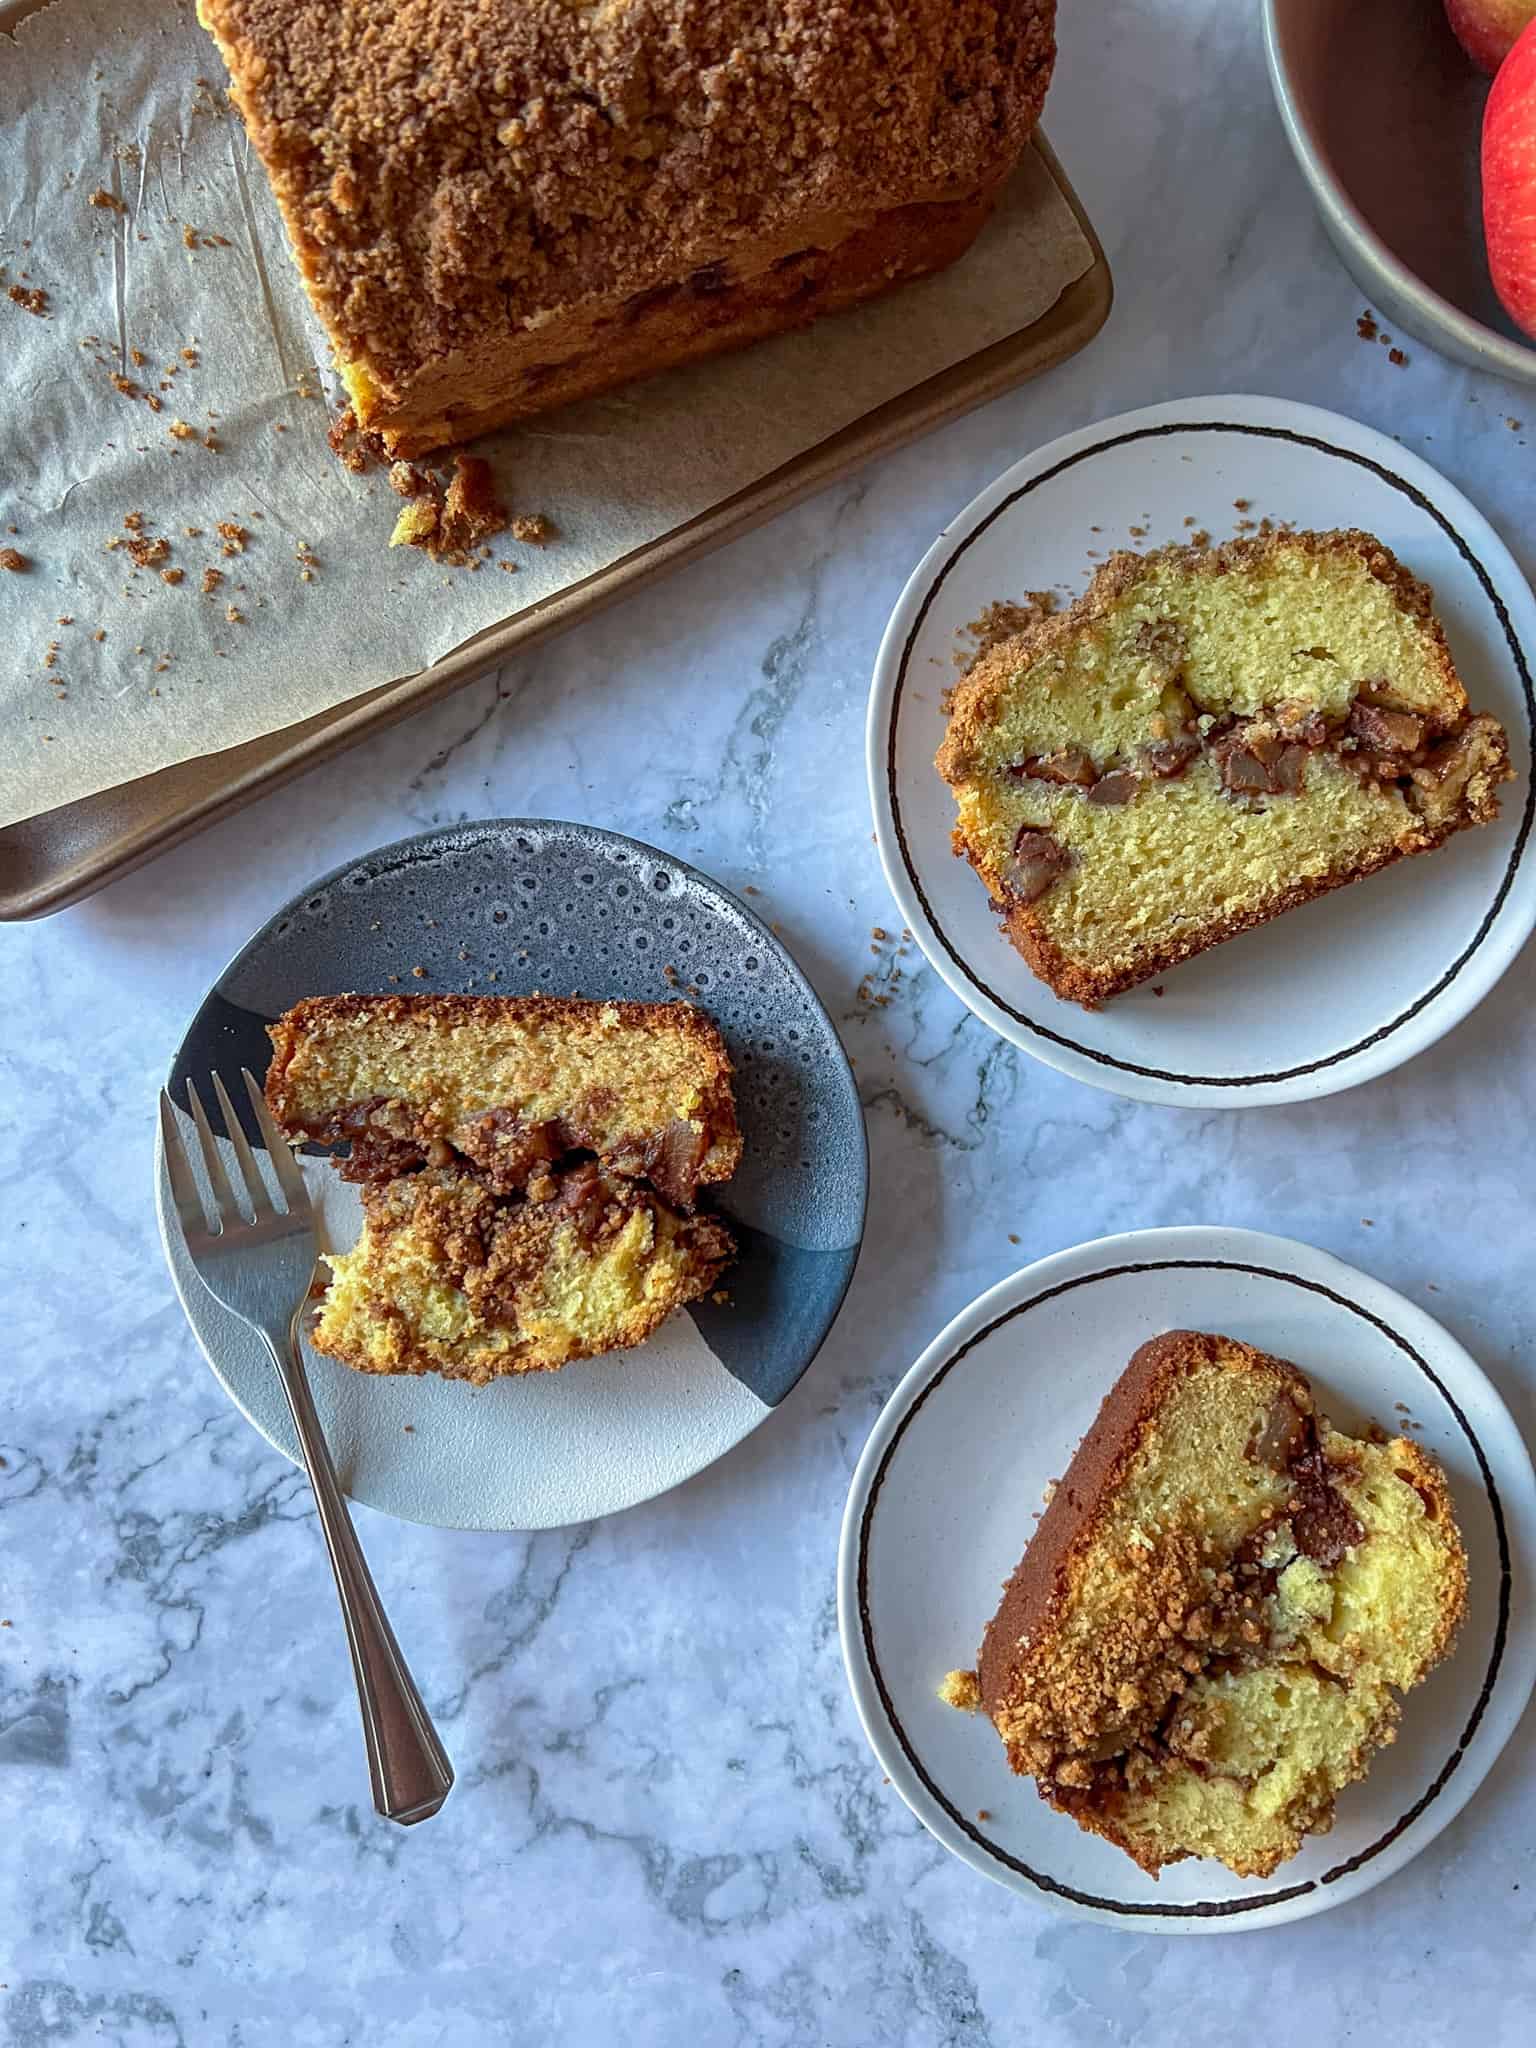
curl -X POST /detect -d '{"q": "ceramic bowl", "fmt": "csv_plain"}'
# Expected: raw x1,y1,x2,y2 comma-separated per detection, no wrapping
1263,0,1536,386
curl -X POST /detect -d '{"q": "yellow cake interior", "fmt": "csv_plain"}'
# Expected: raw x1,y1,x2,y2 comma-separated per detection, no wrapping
939,533,1511,1002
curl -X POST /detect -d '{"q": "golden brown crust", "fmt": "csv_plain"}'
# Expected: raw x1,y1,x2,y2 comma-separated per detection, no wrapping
936,529,1514,1007
365,182,1005,456
1389,1440,1470,1680
198,0,1055,448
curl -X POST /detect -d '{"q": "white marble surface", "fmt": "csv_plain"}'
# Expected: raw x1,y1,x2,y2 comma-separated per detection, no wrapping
3,4,1535,2041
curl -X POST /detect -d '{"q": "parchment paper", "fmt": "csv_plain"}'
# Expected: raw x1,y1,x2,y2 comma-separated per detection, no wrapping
0,0,1094,830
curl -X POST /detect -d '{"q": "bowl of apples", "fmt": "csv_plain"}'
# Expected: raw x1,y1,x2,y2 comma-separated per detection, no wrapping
1264,0,1536,385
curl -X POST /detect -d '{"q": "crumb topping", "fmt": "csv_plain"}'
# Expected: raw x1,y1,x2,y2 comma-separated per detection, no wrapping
198,0,1055,386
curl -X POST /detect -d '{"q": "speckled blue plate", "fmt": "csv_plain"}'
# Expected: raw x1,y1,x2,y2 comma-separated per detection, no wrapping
156,820,867,1530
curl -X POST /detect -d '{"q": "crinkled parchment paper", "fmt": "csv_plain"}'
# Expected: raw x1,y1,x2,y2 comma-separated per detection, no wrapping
0,0,1093,829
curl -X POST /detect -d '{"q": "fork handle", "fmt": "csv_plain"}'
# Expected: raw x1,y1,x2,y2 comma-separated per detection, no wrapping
259,1322,454,1826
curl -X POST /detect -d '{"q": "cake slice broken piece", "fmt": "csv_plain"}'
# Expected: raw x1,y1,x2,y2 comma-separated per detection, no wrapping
266,994,740,1382
937,530,1514,1006
312,1161,734,1382
969,1331,1467,1878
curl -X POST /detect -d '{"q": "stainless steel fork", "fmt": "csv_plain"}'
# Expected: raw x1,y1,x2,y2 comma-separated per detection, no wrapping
159,1068,453,1825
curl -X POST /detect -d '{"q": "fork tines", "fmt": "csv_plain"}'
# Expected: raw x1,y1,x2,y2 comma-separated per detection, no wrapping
159,1066,311,1240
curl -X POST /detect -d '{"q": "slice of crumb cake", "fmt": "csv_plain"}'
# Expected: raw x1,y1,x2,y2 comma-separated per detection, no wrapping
266,995,739,1383
936,530,1513,1007
962,1331,1466,1879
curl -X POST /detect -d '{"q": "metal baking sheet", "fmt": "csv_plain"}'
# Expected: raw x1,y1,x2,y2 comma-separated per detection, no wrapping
0,134,1110,919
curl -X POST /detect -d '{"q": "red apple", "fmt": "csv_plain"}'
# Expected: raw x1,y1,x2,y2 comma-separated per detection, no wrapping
1484,17,1536,338
1445,0,1536,74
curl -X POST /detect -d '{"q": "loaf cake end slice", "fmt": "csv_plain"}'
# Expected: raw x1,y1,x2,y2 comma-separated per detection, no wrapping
968,1330,1467,1878
937,531,1514,1006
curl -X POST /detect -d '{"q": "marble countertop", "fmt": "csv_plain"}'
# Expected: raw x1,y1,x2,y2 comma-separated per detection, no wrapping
4,4,1534,2041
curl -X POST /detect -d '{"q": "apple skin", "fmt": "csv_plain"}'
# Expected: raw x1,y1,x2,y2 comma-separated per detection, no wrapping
1484,18,1536,339
1445,0,1536,74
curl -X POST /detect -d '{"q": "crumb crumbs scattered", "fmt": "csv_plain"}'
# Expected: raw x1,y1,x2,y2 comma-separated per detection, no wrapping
88,187,126,213
326,405,374,473
976,1809,992,1823
411,965,427,978
217,521,248,554
1356,310,1379,341
938,1669,981,1714
1388,347,1407,367
1008,1232,1020,1244
7,283,49,317
951,593,1058,690
1361,1217,1374,1227
200,567,223,593
1151,984,1165,997
390,454,509,563
225,604,244,623
160,567,183,586
168,418,197,441
1189,528,1211,548
126,534,170,568
0,548,28,572
510,511,554,546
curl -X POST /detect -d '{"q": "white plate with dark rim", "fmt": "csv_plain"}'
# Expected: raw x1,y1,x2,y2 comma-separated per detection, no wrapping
837,1226,1536,1932
868,395,1536,1108
156,820,867,1532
